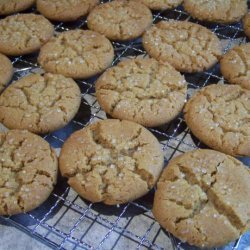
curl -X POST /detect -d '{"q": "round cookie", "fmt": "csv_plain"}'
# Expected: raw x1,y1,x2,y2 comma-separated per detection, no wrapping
0,0,35,15
184,84,250,156
59,119,164,205
0,130,58,215
142,21,222,73
0,14,54,56
38,30,114,79
243,12,250,38
220,43,250,90
0,73,81,134
133,0,183,10
183,0,247,24
153,149,250,248
87,1,152,41
96,58,187,127
0,53,13,92
37,0,99,22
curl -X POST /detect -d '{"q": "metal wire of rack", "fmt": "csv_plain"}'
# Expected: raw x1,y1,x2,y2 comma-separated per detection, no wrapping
0,1,250,249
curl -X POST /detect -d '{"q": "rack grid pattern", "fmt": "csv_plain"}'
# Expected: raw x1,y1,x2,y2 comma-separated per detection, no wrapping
0,1,250,249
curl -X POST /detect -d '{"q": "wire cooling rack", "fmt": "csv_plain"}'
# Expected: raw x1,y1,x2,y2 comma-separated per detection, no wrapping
0,1,250,249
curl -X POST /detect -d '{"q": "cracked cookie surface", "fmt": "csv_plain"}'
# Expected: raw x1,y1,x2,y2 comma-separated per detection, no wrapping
243,13,250,38
132,0,183,10
153,149,250,248
0,14,54,56
0,53,13,92
183,0,247,24
184,84,250,156
87,0,152,41
0,0,35,15
0,73,81,134
37,0,99,22
96,58,187,127
0,130,58,215
142,21,222,73
38,30,114,79
220,43,250,90
59,119,164,205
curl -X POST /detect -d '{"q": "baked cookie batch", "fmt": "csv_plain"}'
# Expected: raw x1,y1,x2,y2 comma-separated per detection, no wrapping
0,0,249,249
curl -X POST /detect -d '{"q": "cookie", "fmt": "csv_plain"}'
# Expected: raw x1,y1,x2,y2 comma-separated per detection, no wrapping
59,119,164,205
38,30,114,79
96,58,187,127
0,73,81,134
184,84,250,156
0,0,35,15
153,149,250,248
133,0,183,10
220,43,250,90
0,53,13,92
0,14,54,56
87,0,152,41
243,12,250,38
183,0,247,24
142,21,222,73
0,130,58,215
37,0,99,22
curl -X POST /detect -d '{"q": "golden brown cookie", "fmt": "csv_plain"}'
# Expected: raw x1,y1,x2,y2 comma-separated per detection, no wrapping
37,0,99,22
87,0,152,41
0,53,13,92
59,119,164,205
142,21,222,73
96,58,187,127
0,73,81,134
220,43,250,90
0,130,58,215
183,0,247,24
184,84,250,156
0,14,54,56
38,30,114,79
133,0,183,10
153,149,250,248
0,0,35,15
243,12,250,38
